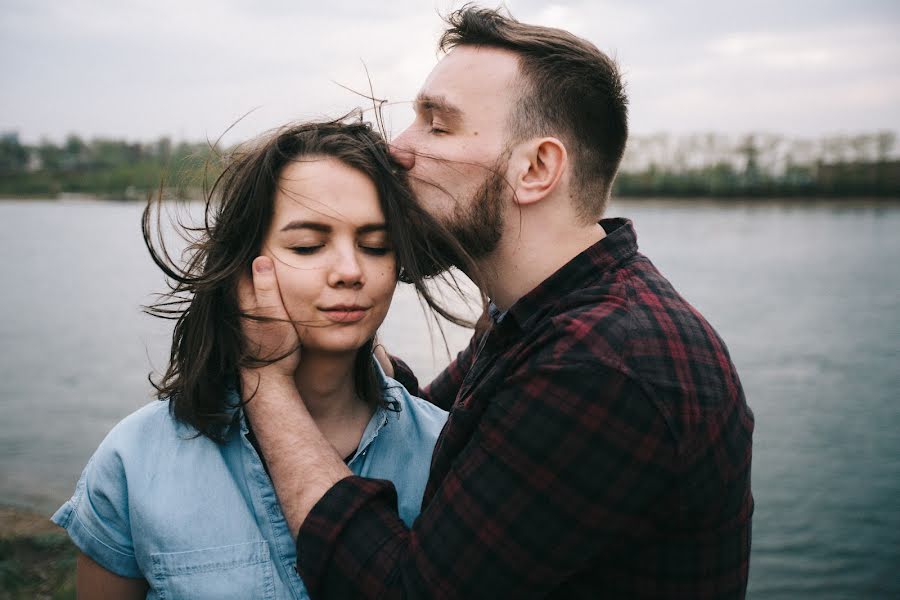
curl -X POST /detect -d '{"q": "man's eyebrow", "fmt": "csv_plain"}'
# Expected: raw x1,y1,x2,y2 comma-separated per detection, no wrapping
415,94,463,119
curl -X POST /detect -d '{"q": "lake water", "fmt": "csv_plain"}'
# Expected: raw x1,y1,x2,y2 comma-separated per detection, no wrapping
1,198,898,598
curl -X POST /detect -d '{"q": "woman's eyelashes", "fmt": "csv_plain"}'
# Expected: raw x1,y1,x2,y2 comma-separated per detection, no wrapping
360,245,393,256
288,242,393,256
290,245,323,255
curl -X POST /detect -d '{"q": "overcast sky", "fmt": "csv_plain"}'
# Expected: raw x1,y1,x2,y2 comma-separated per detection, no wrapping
2,0,899,144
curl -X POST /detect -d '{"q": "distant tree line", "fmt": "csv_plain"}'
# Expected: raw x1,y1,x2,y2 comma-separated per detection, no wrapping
0,133,216,199
615,131,899,197
1,130,898,199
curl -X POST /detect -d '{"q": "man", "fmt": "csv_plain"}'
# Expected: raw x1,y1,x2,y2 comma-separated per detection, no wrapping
242,6,754,599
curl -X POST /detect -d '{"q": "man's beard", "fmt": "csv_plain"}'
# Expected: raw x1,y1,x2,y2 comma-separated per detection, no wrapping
444,166,506,260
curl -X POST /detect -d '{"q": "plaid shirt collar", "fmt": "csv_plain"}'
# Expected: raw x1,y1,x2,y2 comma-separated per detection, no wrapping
495,217,638,334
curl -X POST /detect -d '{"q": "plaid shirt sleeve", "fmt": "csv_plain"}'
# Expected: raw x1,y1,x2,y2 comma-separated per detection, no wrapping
296,359,693,599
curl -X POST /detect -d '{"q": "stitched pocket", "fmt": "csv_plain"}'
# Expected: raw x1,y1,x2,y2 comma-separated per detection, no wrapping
150,541,275,600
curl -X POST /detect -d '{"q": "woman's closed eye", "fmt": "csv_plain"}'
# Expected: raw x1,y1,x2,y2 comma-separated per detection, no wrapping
360,244,393,256
289,244,391,256
290,245,323,255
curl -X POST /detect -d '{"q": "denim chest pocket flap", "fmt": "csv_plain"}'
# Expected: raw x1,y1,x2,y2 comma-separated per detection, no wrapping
149,540,276,600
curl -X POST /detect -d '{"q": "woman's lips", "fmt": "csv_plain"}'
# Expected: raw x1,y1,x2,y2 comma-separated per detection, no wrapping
319,306,370,323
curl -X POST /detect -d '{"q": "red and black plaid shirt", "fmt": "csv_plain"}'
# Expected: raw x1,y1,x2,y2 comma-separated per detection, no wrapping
296,218,754,599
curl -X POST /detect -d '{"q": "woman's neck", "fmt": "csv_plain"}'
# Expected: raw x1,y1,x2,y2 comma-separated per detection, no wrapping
291,350,373,458
293,351,361,419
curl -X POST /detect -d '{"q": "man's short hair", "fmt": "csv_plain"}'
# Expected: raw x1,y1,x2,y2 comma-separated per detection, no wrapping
440,6,629,219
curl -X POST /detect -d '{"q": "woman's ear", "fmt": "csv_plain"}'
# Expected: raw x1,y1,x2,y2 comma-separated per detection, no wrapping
509,137,567,206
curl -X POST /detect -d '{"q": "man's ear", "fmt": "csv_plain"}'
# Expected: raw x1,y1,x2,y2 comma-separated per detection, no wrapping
509,137,567,206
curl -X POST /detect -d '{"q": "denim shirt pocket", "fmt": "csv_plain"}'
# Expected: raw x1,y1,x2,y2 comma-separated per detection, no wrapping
149,540,275,600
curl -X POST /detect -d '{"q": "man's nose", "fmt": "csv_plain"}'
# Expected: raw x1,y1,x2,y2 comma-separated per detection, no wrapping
389,130,416,171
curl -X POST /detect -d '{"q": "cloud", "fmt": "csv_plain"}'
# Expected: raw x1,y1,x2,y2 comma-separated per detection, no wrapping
1,0,898,141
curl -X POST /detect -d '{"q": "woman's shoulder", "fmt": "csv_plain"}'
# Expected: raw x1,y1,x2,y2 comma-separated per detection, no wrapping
373,356,445,413
95,399,218,464
117,397,174,426
61,398,234,523
380,376,448,440
100,399,180,446
52,400,243,579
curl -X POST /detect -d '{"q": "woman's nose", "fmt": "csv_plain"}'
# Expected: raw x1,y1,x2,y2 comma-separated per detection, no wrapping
327,249,364,288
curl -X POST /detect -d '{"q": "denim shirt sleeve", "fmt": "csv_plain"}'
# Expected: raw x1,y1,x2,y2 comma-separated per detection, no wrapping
51,410,143,578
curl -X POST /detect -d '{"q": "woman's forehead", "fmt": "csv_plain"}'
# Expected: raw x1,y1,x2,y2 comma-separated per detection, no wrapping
273,157,384,228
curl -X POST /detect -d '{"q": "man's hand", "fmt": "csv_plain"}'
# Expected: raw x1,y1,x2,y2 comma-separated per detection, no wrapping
236,256,351,538
238,256,300,393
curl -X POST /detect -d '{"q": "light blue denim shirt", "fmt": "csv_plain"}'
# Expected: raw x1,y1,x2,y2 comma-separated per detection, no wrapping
52,362,447,599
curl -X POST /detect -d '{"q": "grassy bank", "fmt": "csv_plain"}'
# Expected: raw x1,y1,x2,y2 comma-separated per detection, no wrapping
0,507,75,600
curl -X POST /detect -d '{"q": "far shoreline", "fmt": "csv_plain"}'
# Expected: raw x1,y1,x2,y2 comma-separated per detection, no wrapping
0,504,58,539
2,194,899,206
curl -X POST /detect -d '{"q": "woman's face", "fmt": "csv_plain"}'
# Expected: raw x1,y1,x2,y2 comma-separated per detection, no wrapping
261,155,397,356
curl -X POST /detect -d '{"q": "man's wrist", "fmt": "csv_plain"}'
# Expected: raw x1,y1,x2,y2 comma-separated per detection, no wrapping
238,371,351,536
240,368,297,401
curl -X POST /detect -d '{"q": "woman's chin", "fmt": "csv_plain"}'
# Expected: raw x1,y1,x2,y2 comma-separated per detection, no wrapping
301,330,376,356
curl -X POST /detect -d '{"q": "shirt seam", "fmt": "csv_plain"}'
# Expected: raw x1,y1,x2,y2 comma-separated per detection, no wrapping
71,508,138,560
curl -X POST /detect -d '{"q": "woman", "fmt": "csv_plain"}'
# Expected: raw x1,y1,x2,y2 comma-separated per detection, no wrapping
51,120,477,599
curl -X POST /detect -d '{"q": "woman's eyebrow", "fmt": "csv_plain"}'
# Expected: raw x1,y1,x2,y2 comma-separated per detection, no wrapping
357,223,387,235
280,221,387,234
280,221,331,233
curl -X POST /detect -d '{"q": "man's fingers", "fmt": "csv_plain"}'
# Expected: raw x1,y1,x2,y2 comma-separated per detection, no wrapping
237,256,301,376
251,256,288,318
372,342,395,377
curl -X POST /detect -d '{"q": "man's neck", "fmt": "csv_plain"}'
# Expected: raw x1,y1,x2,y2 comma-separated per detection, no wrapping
480,218,606,311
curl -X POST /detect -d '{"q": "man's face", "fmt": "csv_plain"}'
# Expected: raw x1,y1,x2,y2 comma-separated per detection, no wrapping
391,46,522,257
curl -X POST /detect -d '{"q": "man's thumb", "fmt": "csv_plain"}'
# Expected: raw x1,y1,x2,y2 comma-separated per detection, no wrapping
252,256,281,308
